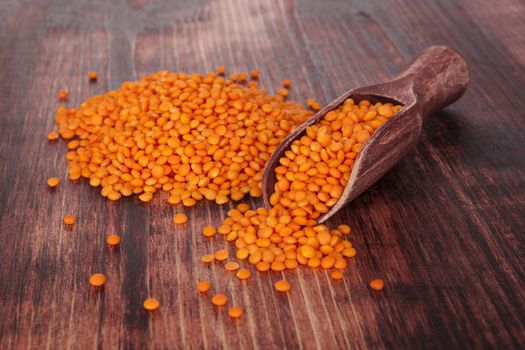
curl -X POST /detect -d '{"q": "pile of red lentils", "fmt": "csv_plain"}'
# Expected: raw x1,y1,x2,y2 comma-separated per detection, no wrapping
49,68,392,318
54,70,311,204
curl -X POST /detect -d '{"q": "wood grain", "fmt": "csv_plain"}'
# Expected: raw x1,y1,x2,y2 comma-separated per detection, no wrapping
1,0,524,349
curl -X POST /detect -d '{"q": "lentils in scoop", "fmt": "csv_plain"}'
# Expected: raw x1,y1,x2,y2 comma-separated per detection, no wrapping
270,98,401,219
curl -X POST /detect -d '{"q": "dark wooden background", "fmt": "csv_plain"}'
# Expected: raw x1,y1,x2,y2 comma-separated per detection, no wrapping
1,0,524,348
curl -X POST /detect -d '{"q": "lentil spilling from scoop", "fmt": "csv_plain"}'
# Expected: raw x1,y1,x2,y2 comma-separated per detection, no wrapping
215,98,402,272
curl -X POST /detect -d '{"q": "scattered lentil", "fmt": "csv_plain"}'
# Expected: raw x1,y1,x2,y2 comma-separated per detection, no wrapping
202,226,216,237
63,214,76,225
282,79,291,88
201,254,214,264
47,177,60,188
370,278,384,291
89,273,106,287
173,213,188,224
214,249,229,261
143,298,160,311
58,90,68,101
228,306,243,319
274,280,291,293
47,132,59,141
236,268,251,280
211,293,228,306
197,281,211,293
88,72,97,81
106,234,121,247
224,261,240,271
331,270,343,280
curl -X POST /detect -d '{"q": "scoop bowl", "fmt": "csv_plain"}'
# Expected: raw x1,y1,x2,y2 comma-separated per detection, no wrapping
262,46,470,222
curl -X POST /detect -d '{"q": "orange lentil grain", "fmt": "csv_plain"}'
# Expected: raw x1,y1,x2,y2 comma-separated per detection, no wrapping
211,294,228,306
143,298,160,311
238,73,248,82
197,281,211,293
274,280,291,292
58,90,68,101
201,254,214,264
228,306,244,319
225,262,240,271
278,88,289,98
236,268,251,280
88,72,97,81
106,234,121,247
89,273,106,287
282,79,291,88
338,224,351,234
202,226,216,237
47,177,60,188
331,270,344,280
47,132,59,140
173,213,188,224
214,249,229,261
370,278,384,291
63,214,76,225
256,261,270,272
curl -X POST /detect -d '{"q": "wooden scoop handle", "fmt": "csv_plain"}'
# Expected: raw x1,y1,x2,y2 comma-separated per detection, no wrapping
390,46,469,115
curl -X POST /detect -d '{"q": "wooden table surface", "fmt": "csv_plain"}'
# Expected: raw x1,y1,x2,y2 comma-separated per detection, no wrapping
1,0,524,348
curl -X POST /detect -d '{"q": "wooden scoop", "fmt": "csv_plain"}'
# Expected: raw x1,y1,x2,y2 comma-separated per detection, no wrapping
262,45,469,222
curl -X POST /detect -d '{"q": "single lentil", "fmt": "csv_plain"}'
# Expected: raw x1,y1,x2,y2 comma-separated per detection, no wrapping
47,177,60,188
274,280,291,293
370,278,384,291
238,73,248,82
306,98,321,111
228,306,243,319
201,254,214,264
214,249,229,261
197,281,211,293
88,72,97,81
89,273,106,287
202,226,216,237
47,132,59,141
211,293,228,306
143,298,160,311
63,214,76,225
58,90,68,101
331,270,343,280
106,234,121,247
224,261,240,271
236,268,251,280
173,213,188,224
